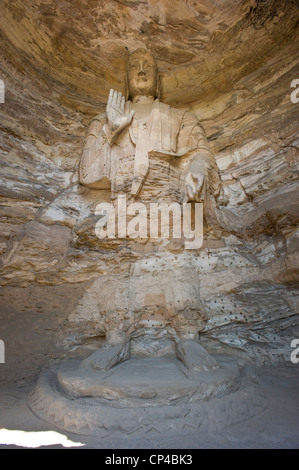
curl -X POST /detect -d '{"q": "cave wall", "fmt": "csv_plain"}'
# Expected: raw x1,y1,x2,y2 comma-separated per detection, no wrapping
0,0,298,384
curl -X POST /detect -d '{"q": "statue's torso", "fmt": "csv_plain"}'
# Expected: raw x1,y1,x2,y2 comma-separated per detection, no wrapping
110,99,187,201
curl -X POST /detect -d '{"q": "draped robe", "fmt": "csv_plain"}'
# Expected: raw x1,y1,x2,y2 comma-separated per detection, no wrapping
79,98,220,201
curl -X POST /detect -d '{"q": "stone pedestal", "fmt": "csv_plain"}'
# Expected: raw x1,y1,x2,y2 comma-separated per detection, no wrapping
28,343,268,437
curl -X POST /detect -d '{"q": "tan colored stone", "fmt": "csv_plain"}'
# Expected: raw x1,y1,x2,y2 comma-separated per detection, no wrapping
0,1,298,385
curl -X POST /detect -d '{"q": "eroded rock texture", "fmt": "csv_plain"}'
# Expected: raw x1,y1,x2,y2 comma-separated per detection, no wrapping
0,0,298,383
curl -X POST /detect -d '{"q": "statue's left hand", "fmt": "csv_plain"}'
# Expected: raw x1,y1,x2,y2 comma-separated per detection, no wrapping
185,171,205,202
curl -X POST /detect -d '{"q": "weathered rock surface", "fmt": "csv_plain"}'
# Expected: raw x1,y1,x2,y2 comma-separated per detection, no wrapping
0,0,298,383
28,358,268,436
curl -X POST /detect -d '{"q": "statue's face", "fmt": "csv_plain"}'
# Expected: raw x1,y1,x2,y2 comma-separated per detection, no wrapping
127,52,158,100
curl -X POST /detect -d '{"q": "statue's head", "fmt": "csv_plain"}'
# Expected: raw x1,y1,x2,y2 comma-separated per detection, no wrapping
126,48,161,101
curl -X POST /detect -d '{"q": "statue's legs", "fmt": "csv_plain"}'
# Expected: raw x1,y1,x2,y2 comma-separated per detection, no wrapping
175,337,218,372
81,329,218,373
81,330,130,371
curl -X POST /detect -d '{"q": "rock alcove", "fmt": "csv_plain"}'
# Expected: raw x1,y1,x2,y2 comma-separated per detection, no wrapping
0,0,298,446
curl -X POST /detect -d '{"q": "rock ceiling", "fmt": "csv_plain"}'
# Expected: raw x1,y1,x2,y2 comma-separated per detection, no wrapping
0,0,298,111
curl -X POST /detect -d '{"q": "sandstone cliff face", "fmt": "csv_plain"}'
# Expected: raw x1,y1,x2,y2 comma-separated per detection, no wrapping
0,0,298,383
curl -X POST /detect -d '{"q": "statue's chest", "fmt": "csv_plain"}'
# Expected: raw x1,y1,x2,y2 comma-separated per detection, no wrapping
109,108,183,200
111,136,183,202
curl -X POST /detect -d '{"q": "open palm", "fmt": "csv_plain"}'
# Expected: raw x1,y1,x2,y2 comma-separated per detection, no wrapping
106,89,134,132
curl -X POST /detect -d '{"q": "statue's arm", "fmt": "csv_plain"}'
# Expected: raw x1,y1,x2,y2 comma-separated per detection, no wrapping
79,114,111,189
79,90,134,189
179,112,221,201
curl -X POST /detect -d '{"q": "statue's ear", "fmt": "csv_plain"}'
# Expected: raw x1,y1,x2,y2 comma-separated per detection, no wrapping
125,72,130,101
156,73,162,100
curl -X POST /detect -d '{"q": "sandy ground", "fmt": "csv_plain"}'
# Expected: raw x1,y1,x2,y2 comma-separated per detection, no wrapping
0,364,298,449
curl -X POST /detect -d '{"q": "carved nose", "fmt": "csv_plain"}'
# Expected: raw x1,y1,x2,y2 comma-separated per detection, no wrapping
138,62,146,74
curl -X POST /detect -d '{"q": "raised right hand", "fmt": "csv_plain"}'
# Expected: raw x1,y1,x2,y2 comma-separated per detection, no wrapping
106,89,134,134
